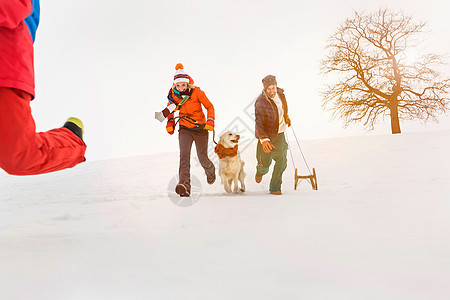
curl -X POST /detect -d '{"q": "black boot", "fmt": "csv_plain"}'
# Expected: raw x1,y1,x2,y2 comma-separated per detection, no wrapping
63,117,84,141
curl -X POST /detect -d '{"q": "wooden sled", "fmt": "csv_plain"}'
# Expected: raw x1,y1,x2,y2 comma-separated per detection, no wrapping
294,167,318,190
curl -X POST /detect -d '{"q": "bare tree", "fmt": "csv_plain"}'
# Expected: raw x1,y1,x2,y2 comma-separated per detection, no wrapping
321,9,450,134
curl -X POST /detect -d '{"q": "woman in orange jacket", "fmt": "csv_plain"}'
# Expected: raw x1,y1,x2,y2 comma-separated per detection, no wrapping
165,64,216,197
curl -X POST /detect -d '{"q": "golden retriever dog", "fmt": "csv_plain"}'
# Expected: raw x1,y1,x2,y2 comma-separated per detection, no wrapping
214,131,246,193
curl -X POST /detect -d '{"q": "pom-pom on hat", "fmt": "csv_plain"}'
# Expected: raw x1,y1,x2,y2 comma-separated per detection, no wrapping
262,75,277,89
174,63,190,84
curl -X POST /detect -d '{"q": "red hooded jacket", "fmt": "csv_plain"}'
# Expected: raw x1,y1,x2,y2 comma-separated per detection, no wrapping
0,0,36,98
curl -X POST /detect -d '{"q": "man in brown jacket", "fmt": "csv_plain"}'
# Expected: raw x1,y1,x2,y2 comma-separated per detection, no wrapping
254,75,291,195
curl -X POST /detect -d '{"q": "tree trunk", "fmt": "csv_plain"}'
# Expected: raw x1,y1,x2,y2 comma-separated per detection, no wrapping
389,98,401,134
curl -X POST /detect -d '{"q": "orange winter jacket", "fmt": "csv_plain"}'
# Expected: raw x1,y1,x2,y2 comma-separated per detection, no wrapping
167,85,214,129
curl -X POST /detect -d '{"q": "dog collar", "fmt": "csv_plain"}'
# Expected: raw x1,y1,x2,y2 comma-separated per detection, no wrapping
214,144,238,159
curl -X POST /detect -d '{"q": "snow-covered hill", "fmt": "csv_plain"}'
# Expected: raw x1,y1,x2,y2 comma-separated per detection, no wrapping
1,130,449,299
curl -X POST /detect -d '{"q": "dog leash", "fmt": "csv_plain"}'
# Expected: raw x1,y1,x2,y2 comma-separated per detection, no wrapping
212,129,218,145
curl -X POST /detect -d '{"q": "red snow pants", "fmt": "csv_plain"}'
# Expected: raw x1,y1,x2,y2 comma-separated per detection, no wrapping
0,87,87,175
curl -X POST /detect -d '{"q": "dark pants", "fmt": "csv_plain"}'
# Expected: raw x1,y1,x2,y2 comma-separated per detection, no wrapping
256,133,288,192
179,127,215,189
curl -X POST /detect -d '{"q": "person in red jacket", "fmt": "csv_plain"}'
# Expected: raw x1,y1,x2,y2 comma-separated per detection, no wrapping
165,63,216,197
0,0,86,175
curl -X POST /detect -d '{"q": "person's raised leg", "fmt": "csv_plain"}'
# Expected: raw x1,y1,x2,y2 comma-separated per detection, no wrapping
269,134,288,194
255,140,272,183
0,88,86,175
193,130,215,184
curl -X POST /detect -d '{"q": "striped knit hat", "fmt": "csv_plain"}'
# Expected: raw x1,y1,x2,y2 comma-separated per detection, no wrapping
174,63,190,84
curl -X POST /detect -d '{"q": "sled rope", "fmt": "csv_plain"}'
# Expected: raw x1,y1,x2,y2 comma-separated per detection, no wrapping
286,132,297,170
286,125,318,191
287,126,313,175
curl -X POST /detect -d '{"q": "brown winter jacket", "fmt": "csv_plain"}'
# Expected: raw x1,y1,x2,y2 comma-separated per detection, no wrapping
255,87,289,140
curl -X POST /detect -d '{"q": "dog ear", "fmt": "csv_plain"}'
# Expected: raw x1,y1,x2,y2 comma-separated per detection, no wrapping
219,134,225,144
220,132,229,143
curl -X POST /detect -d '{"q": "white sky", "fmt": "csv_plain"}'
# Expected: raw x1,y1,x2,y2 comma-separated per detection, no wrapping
31,0,450,161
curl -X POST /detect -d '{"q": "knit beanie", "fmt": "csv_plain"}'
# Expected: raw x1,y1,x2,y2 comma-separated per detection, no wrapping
262,75,277,89
174,63,190,84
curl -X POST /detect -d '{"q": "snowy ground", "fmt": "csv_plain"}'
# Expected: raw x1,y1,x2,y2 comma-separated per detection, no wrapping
1,130,450,299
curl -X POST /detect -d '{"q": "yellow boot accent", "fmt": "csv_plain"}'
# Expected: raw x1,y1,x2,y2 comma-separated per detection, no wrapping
66,117,84,134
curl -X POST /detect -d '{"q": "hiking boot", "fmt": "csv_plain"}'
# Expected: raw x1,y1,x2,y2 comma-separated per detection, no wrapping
207,172,216,185
175,183,190,197
270,191,282,195
64,117,84,141
255,174,263,183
